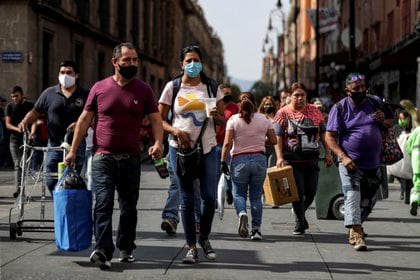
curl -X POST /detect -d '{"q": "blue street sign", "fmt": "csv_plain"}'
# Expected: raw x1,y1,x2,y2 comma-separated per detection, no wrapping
2,51,24,63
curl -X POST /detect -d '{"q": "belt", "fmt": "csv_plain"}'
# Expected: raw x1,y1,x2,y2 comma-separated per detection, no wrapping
232,151,264,159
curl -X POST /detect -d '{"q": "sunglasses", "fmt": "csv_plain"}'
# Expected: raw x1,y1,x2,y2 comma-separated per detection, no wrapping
346,73,365,82
182,45,200,53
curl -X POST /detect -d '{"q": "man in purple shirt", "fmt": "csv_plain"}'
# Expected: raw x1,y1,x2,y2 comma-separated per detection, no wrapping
66,43,163,269
325,72,393,251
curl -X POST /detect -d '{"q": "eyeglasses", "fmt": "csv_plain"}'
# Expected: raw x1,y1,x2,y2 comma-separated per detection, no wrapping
182,45,200,53
346,73,365,82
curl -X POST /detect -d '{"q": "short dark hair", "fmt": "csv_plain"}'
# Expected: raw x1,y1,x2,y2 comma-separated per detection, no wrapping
180,45,203,62
59,60,79,74
11,85,23,94
113,42,136,60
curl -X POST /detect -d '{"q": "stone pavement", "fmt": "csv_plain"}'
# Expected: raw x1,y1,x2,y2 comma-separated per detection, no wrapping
0,164,419,280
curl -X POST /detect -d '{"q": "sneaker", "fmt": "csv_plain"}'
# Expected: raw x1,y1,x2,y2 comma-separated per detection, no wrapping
410,201,418,216
348,228,357,245
13,188,21,198
118,250,135,263
349,227,368,245
226,190,233,205
182,247,198,264
161,219,177,234
251,229,263,240
89,249,111,269
353,233,368,251
198,237,216,260
238,214,249,238
292,224,305,235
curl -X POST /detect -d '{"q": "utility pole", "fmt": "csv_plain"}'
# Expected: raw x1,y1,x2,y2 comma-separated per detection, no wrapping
349,0,356,71
315,0,320,96
294,0,298,81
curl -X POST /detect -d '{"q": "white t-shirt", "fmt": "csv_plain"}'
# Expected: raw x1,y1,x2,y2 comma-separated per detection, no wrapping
159,81,223,154
226,112,274,156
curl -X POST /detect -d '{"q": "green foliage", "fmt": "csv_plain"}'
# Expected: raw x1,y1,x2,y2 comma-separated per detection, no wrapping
250,80,271,105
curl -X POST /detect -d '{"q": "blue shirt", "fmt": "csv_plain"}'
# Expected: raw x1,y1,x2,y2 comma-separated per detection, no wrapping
34,84,88,144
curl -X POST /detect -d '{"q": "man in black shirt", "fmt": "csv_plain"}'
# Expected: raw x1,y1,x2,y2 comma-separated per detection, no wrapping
19,61,89,195
5,86,34,197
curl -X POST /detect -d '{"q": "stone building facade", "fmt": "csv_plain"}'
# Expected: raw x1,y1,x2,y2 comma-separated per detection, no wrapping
0,0,225,101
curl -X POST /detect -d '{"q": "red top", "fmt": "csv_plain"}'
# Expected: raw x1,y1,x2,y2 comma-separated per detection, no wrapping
216,101,239,144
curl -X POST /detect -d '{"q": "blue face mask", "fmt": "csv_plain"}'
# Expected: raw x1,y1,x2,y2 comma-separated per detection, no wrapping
184,62,202,78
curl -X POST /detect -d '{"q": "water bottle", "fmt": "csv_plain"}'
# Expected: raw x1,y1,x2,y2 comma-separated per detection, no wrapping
154,158,169,179
58,162,65,180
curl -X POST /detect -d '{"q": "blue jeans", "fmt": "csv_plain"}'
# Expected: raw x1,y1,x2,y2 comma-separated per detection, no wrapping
168,145,217,245
45,140,85,194
289,160,320,226
91,153,141,261
338,163,381,227
161,155,201,224
9,138,23,189
230,153,266,230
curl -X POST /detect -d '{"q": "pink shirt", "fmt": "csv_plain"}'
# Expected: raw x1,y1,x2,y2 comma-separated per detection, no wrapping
85,76,158,155
226,112,273,156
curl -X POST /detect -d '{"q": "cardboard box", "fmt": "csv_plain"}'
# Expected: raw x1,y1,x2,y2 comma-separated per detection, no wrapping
263,166,299,206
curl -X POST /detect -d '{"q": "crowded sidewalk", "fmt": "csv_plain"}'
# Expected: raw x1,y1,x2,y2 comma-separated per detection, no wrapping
0,163,419,280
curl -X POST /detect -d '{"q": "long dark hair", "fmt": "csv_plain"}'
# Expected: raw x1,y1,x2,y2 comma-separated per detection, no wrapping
239,92,256,124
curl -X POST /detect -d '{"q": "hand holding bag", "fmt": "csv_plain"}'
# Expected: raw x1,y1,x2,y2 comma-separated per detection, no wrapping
53,166,92,251
381,128,403,165
176,118,208,184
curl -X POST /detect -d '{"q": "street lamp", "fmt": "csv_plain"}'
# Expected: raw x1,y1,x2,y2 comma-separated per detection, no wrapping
267,0,287,93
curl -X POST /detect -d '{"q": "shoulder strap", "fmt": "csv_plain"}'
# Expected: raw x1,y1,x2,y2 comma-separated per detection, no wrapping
168,74,183,123
366,94,383,111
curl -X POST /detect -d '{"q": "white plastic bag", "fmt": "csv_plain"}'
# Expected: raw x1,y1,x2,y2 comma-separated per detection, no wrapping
387,131,412,179
217,174,227,220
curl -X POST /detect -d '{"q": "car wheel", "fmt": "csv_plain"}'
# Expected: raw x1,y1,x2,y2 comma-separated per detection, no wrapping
331,196,345,220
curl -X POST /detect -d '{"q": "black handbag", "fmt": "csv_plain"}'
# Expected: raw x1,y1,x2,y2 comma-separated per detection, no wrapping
176,118,208,184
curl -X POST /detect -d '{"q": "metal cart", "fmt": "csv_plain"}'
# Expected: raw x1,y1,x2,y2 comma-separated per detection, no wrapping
8,134,67,239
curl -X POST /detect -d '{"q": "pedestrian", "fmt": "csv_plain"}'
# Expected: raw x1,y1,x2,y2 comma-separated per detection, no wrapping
158,45,225,264
65,42,164,269
18,60,89,195
325,72,394,251
279,88,289,108
387,110,413,202
406,126,420,216
257,95,279,167
5,86,34,198
221,92,277,240
273,82,333,235
215,83,239,204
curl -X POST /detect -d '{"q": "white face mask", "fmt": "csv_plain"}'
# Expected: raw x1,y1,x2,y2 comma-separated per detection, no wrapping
58,74,76,88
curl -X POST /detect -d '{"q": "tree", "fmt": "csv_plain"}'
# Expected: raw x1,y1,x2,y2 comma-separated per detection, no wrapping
250,80,271,105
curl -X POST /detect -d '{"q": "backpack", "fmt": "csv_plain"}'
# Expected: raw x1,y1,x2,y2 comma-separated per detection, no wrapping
168,73,219,123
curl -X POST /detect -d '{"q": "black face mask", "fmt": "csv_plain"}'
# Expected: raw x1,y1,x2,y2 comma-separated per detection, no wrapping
264,105,275,114
350,91,366,104
118,64,137,80
223,95,232,103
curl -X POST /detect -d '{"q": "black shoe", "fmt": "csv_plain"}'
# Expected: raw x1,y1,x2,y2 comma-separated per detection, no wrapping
292,224,305,235
226,190,233,205
410,201,418,216
89,249,111,269
161,219,177,234
13,188,21,198
198,237,216,260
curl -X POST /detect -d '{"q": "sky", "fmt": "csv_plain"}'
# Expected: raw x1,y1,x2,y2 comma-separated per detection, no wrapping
198,0,290,84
